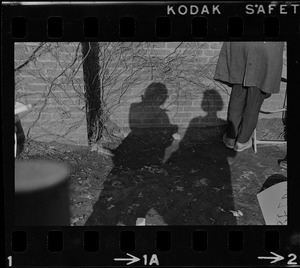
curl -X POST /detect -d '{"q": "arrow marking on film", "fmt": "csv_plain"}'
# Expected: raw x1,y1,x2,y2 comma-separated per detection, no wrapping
114,253,140,265
258,251,284,264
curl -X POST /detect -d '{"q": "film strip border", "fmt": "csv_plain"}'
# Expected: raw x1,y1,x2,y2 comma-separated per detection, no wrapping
3,1,300,267
10,15,299,40
2,2,300,40
8,227,300,266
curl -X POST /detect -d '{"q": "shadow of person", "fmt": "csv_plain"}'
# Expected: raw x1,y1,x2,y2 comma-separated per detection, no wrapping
85,82,178,225
192,88,226,128
164,136,237,225
110,82,178,170
161,89,238,225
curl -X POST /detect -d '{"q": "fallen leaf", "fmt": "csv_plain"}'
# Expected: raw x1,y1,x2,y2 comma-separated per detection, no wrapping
210,218,216,223
230,210,243,217
112,181,123,188
71,218,80,224
78,193,92,199
218,206,225,212
176,186,184,191
194,178,208,187
107,204,115,210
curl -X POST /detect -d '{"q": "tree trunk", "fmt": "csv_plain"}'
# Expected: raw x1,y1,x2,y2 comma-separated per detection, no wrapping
81,42,103,145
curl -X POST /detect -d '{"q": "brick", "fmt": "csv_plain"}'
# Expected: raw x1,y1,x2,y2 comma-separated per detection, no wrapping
195,42,210,49
166,42,182,49
191,100,202,107
38,53,52,61
174,112,192,118
204,50,214,56
183,106,203,112
183,49,204,57
180,118,194,123
151,48,172,56
167,106,184,113
196,57,209,64
153,42,167,48
211,50,220,57
58,91,78,98
38,113,53,120
20,69,42,77
23,42,40,47
177,100,193,106
209,42,223,49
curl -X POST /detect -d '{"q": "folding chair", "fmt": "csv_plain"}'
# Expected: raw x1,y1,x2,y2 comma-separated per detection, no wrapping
253,78,287,153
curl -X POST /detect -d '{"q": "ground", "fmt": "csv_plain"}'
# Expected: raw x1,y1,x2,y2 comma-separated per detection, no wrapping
17,118,287,226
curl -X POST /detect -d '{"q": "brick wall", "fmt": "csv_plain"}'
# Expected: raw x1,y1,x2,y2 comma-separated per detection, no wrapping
15,42,87,145
15,42,287,145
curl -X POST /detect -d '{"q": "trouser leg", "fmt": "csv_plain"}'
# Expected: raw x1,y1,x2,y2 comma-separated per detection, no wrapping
237,86,266,143
226,84,247,139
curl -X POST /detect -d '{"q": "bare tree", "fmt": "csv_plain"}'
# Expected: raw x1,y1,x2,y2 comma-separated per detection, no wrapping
81,42,103,145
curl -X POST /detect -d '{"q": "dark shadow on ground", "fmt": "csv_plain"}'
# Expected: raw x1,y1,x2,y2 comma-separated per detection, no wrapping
85,88,240,225
164,89,237,225
164,139,237,225
85,82,178,225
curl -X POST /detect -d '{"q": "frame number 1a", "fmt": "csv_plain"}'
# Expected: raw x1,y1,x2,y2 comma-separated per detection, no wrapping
143,254,159,265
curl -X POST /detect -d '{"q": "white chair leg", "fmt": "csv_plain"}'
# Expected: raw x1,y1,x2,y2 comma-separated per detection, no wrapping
253,129,257,153
14,132,17,157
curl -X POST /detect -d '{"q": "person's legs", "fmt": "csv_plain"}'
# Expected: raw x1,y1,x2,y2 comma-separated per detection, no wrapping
237,86,266,143
226,84,247,139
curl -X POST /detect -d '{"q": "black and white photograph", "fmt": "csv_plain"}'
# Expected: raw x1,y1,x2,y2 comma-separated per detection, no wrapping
14,41,287,226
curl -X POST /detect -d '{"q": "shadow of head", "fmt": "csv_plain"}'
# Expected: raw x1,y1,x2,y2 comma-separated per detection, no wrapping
201,89,224,114
142,82,168,106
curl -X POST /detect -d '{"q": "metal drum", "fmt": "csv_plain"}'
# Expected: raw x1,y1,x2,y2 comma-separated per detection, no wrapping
15,160,70,226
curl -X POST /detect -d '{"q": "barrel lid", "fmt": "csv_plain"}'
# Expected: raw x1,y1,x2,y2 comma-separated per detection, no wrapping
15,160,69,193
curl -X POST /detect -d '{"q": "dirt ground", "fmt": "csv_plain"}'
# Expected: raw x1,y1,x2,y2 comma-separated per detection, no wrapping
17,118,287,226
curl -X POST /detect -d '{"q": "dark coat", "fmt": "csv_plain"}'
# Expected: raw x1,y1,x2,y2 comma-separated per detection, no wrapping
214,42,284,94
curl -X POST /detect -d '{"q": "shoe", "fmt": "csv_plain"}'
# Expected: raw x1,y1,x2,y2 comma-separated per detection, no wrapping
234,139,253,152
222,133,235,149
